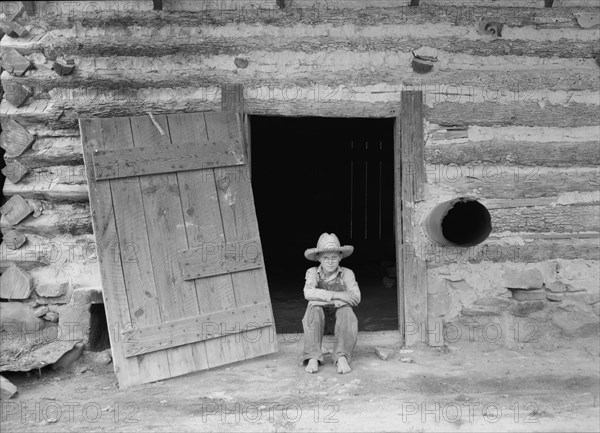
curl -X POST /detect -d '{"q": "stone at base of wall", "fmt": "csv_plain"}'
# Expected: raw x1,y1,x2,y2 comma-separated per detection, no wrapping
0,302,47,334
56,287,103,343
551,310,600,338
52,342,84,371
510,289,546,301
511,300,546,317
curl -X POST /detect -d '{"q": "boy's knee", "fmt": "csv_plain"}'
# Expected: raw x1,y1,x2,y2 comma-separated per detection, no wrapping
303,306,324,325
336,306,356,318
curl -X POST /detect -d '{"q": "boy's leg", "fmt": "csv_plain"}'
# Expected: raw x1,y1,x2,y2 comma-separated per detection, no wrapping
333,306,358,365
301,305,325,365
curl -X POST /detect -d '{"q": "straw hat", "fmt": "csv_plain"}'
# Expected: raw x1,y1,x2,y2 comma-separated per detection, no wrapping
304,233,354,262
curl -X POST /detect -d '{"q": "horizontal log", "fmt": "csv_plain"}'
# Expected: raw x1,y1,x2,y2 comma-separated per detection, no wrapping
425,102,599,127
1,1,153,19
427,166,600,199
14,33,600,59
5,95,598,132
10,77,584,126
19,89,589,126
3,166,89,202
1,203,92,237
0,98,76,129
3,182,89,202
424,235,600,268
13,165,86,185
0,260,46,273
165,0,411,10
9,66,600,96
1,237,101,285
421,0,599,7
5,137,84,167
0,233,97,271
484,197,599,209
490,203,599,233
30,5,599,29
425,140,600,166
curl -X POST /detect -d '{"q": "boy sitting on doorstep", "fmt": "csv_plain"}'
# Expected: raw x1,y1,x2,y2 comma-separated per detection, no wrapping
301,233,361,374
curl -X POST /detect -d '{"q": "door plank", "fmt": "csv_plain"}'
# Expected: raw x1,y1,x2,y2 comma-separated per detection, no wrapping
102,117,172,382
178,238,264,281
79,118,142,388
122,303,273,357
165,111,242,370
207,112,278,359
92,138,245,180
129,115,207,377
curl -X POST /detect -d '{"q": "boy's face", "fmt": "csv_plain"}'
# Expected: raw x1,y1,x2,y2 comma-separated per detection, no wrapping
318,252,342,273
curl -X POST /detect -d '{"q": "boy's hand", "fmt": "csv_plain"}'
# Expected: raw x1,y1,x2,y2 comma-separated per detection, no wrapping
333,292,360,306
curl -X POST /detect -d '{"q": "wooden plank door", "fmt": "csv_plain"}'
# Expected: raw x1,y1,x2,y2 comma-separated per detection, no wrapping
80,112,278,388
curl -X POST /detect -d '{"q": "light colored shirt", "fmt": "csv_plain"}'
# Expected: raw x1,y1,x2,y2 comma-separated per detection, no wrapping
303,265,361,307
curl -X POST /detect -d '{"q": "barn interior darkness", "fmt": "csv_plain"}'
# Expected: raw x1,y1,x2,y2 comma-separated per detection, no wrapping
250,116,398,333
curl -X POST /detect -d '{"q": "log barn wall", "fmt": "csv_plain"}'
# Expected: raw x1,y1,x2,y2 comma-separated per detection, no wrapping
1,0,598,345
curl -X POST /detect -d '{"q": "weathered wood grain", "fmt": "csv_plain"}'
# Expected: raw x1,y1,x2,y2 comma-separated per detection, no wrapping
0,264,33,299
1,233,95,269
0,47,31,76
7,137,84,167
426,102,600,128
80,117,143,388
9,63,600,95
2,229,27,250
0,194,33,226
103,115,172,383
2,78,31,108
0,117,35,157
166,111,232,371
425,140,600,167
393,116,405,346
0,203,93,237
490,203,600,233
165,0,411,10
178,238,263,281
52,96,600,125
3,179,88,202
207,109,277,360
129,114,207,379
400,91,428,347
26,5,600,29
92,138,245,180
31,36,600,59
421,0,598,6
1,160,30,184
427,166,599,199
1,99,73,130
425,236,600,268
121,303,272,357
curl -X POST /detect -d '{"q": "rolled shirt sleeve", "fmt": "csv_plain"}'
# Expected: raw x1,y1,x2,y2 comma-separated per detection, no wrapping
303,267,335,302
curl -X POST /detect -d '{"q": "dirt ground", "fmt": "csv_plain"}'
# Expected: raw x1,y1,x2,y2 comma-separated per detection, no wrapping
1,331,599,433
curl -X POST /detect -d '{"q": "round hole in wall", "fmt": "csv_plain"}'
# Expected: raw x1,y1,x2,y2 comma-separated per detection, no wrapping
425,197,492,247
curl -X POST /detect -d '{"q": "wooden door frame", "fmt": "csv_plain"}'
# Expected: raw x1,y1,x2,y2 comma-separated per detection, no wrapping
395,91,427,348
226,85,427,347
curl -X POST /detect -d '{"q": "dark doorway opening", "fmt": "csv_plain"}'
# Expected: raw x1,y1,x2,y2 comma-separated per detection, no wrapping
250,116,397,333
87,303,111,352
